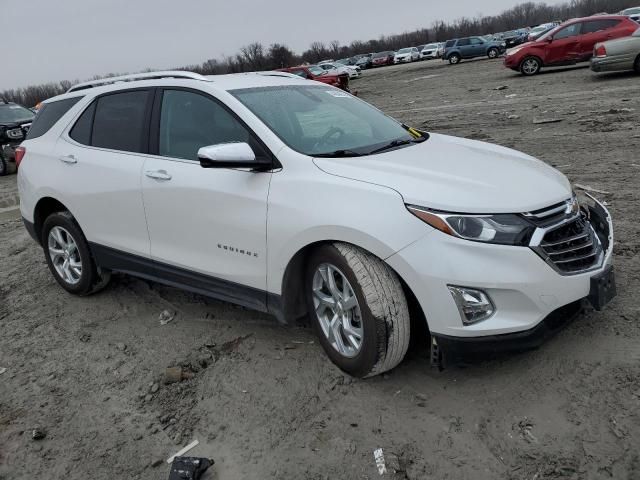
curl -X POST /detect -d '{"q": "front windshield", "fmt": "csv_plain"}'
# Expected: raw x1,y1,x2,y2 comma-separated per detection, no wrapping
0,104,34,124
424,43,438,49
308,66,325,76
231,85,421,156
538,24,563,40
398,48,411,54
623,7,640,14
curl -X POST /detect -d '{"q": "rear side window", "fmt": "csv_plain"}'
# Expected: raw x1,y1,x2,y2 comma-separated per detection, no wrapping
69,102,96,145
26,97,82,140
91,90,150,153
582,20,620,34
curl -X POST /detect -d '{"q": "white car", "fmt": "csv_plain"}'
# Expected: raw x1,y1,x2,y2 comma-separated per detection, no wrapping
17,71,615,378
620,6,640,22
394,47,420,63
317,62,362,79
420,43,443,59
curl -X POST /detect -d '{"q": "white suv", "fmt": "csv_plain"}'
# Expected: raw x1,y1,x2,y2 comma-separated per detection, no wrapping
18,71,616,378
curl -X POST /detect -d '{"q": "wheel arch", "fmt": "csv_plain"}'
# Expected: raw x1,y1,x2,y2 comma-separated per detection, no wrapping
33,197,74,245
278,240,428,336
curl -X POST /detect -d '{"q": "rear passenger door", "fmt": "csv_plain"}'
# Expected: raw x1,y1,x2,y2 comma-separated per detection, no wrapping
457,38,471,57
58,89,153,258
579,19,620,60
140,88,273,310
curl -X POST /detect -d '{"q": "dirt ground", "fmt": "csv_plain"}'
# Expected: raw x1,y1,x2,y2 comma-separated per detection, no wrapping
1,57,639,480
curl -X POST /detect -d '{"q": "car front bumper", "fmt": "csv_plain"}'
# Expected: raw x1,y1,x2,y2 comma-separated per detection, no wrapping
386,199,614,340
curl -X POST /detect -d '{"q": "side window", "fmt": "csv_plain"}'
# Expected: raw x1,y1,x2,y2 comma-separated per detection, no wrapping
554,23,581,40
69,101,96,145
91,90,150,153
457,38,470,46
26,97,82,140
158,89,259,161
582,20,619,34
470,38,483,45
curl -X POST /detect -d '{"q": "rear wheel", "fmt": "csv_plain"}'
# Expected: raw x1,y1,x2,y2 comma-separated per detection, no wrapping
520,56,542,76
42,211,111,295
634,55,640,73
449,53,461,65
0,155,7,176
488,48,499,59
305,243,410,378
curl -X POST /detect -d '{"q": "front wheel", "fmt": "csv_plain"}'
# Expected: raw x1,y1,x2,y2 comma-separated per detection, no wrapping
634,55,640,74
42,211,111,295
448,53,461,65
305,243,410,378
488,48,499,59
0,155,7,176
520,56,542,76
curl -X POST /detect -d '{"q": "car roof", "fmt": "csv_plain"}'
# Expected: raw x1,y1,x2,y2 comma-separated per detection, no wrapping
40,71,314,105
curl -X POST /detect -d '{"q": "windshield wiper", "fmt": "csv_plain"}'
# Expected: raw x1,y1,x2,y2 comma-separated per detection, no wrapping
314,149,364,158
368,136,427,155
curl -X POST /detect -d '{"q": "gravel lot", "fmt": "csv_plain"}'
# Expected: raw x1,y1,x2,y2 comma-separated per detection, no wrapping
1,57,639,480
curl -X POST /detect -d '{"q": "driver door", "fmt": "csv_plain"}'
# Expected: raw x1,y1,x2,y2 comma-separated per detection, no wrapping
141,88,272,309
545,23,582,65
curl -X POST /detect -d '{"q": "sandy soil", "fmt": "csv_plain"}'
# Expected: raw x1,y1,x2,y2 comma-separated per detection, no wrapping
1,57,639,480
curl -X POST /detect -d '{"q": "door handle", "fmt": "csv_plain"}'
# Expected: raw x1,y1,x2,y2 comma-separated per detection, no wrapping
145,170,172,181
59,154,78,164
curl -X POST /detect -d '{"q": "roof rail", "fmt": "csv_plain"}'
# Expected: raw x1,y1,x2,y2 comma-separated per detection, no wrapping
66,71,211,93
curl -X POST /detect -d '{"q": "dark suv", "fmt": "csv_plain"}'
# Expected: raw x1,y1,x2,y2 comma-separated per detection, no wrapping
0,101,35,175
443,37,507,64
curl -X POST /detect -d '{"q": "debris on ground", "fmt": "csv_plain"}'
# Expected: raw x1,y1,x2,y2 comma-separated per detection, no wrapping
167,439,200,464
495,85,508,90
374,448,387,475
115,342,127,351
159,310,175,326
164,366,185,384
168,456,213,480
533,117,563,125
32,428,46,440
574,183,611,195
0,367,6,375
507,114,520,120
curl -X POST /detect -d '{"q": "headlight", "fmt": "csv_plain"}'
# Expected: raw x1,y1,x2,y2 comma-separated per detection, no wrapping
406,205,535,246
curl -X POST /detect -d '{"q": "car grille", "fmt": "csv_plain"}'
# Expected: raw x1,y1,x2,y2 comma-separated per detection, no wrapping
536,216,602,274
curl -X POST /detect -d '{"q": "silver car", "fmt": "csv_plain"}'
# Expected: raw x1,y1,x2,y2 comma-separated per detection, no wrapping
591,27,640,73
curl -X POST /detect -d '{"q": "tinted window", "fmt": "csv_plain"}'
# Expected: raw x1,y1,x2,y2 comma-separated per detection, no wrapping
457,38,470,46
0,104,34,124
159,90,256,161
470,37,484,45
69,101,96,145
554,23,581,39
91,90,150,153
582,20,619,34
26,97,81,140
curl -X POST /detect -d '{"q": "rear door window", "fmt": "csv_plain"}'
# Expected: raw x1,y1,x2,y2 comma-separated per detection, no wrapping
26,97,82,140
582,20,620,34
91,90,151,153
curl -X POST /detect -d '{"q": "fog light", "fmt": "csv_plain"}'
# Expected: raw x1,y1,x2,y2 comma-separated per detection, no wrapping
447,286,495,325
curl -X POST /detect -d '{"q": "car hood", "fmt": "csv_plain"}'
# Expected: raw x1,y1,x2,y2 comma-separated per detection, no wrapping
313,133,571,214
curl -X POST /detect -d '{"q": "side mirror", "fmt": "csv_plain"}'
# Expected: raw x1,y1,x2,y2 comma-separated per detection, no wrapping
198,142,271,171
547,36,553,43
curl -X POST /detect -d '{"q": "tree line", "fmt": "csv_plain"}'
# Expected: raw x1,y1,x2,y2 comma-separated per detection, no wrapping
2,0,637,107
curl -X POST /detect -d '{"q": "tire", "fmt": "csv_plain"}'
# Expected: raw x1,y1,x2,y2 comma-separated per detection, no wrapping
634,55,640,74
520,56,542,76
305,243,410,378
0,155,7,177
42,211,111,295
448,53,461,65
488,48,499,59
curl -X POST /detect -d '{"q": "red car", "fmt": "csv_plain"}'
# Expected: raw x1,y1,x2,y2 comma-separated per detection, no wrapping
371,51,395,67
504,15,639,76
277,66,350,91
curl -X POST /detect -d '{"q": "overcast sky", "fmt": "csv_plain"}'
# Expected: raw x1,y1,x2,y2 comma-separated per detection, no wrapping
2,0,563,90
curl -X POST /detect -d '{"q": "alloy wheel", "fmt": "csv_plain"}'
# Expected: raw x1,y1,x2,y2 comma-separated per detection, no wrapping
48,226,82,285
312,263,363,358
488,49,498,58
522,58,540,75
